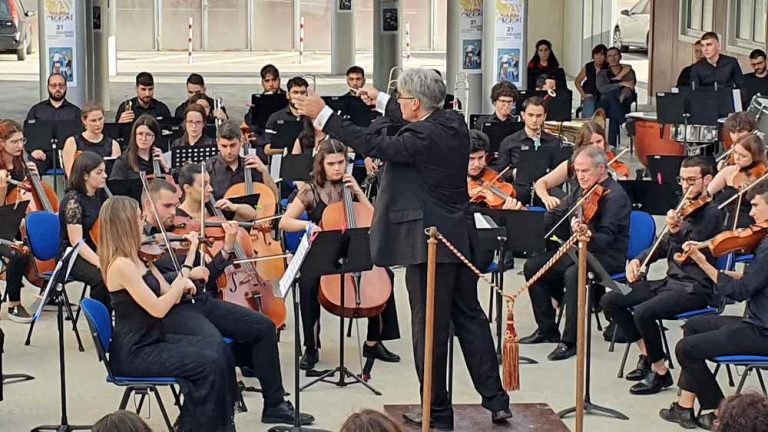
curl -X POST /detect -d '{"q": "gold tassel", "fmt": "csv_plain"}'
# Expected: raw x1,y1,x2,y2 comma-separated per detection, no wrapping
502,301,520,391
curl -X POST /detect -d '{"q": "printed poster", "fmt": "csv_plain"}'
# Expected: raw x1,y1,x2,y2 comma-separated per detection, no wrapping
337,0,352,13
45,0,77,86
460,0,482,73
381,0,399,35
494,0,525,87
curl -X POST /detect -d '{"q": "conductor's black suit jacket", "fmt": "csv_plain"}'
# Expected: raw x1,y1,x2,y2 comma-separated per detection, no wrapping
322,100,473,266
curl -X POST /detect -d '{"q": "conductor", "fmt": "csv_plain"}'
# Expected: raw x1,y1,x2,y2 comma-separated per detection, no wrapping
295,68,512,430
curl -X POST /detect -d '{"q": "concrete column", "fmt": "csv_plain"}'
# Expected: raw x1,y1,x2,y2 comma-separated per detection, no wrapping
92,0,110,109
108,0,117,76
481,0,497,113
37,0,46,101
36,0,87,105
372,0,402,90
331,2,355,74
446,1,483,118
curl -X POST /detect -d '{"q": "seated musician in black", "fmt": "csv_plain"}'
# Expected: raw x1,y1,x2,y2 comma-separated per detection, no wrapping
474,81,519,129
141,177,315,426
171,104,216,148
110,115,170,180
0,120,38,322
496,96,563,204
467,130,523,211
59,152,111,311
521,146,630,361
205,120,278,220
601,156,723,395
115,72,172,124
174,73,228,122
263,76,307,156
659,182,768,430
62,102,121,178
279,139,400,370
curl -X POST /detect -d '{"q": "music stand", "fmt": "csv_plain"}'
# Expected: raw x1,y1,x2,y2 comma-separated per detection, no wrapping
546,92,573,122
31,242,92,432
647,155,686,186
0,202,28,241
480,121,524,154
619,180,680,216
469,114,485,129
24,120,62,191
171,144,218,168
657,92,687,129
106,178,144,203
250,94,289,130
558,248,629,422
280,154,313,182
345,96,377,127
298,229,381,396
52,121,84,145
267,118,303,151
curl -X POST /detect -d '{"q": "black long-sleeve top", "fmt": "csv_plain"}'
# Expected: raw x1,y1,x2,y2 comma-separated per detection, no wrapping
690,55,744,89
496,129,561,177
717,237,768,331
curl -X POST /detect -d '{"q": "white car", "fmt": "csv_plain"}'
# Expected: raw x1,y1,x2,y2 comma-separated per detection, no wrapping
614,0,650,52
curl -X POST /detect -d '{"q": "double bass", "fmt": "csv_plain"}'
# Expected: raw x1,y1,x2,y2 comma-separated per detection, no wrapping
319,182,392,317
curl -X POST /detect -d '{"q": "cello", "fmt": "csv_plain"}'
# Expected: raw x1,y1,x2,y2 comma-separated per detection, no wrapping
318,182,392,318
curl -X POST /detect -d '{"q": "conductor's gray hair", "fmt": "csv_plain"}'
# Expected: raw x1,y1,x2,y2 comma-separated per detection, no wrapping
396,68,446,112
572,145,607,169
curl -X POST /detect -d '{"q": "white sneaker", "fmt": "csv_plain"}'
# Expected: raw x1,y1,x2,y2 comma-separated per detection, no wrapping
8,305,33,324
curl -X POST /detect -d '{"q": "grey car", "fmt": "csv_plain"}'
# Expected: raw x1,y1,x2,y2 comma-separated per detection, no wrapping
614,0,650,52
0,0,34,61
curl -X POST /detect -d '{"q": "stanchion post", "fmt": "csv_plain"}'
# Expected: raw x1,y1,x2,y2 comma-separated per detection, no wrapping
299,16,305,64
187,17,193,65
575,238,588,432
422,227,438,432
405,22,411,62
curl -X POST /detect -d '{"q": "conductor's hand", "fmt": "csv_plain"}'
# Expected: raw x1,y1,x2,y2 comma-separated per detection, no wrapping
364,157,379,175
31,150,46,161
541,195,561,211
357,86,381,106
501,197,524,210
626,259,642,283
294,90,327,119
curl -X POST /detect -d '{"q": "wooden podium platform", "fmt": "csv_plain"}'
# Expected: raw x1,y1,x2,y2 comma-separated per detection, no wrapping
384,403,569,431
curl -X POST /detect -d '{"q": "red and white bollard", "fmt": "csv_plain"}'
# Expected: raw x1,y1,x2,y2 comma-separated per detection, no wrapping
187,17,193,65
404,22,411,61
299,16,305,64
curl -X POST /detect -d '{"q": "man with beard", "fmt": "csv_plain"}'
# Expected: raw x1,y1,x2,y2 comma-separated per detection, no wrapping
263,76,308,155
742,49,768,106
115,72,172,124
25,73,82,172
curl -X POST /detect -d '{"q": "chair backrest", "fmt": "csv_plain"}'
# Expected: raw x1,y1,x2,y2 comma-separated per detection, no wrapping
283,211,309,254
628,211,656,260
80,298,114,377
25,211,61,261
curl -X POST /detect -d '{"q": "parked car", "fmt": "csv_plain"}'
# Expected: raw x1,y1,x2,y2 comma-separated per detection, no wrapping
0,0,34,61
614,0,650,52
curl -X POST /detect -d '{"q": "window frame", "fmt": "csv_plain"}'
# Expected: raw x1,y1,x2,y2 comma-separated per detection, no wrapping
679,0,715,43
726,0,767,54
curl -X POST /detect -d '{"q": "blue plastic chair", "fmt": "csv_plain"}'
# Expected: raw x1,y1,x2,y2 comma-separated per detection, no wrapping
283,212,310,254
80,298,180,431
712,355,768,396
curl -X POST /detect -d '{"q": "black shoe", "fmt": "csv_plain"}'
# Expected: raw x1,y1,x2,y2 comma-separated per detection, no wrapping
659,402,696,429
363,342,401,363
491,408,513,423
299,348,318,370
262,401,315,425
519,330,560,345
547,343,576,361
626,354,651,381
630,370,673,395
402,411,453,431
695,412,718,430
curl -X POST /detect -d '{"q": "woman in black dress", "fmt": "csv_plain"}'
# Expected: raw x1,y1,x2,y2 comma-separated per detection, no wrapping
98,196,237,432
110,114,171,180
59,151,111,311
62,102,121,177
526,39,566,91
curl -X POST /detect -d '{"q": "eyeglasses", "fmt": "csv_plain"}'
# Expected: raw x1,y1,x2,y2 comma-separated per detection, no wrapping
676,176,702,185
136,132,155,139
396,95,416,102
48,83,66,89
496,99,515,105
185,120,204,126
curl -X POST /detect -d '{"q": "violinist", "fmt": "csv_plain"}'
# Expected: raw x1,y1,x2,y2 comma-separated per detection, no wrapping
279,139,400,370
109,115,170,180
659,182,768,430
521,146,631,361
534,121,628,210
170,104,216,148
0,120,36,322
97,196,238,432
718,112,757,170
59,151,111,312
467,130,523,210
600,156,722,396
62,102,121,178
142,178,316,426
707,133,767,228
205,120,278,219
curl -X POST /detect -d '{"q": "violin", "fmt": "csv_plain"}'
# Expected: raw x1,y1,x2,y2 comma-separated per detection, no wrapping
605,150,631,179
678,195,712,218
733,162,768,190
674,221,768,263
319,182,392,318
581,183,606,223
468,168,518,209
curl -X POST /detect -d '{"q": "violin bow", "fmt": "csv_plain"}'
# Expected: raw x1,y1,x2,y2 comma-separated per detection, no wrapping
606,148,629,166
638,187,693,275
544,183,600,240
718,171,768,209
139,171,181,273
200,161,207,268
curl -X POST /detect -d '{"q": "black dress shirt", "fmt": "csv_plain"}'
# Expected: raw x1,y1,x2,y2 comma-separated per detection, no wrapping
677,64,695,88
474,113,519,130
205,154,263,200
115,97,172,122
637,201,723,300
717,237,768,331
263,107,300,146
741,72,768,105
25,99,81,122
690,55,744,89
496,129,562,179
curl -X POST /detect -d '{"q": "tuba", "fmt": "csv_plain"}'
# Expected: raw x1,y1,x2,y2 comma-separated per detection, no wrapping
543,108,607,145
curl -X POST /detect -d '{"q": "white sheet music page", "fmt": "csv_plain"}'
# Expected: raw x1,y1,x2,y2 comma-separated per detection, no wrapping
278,229,312,298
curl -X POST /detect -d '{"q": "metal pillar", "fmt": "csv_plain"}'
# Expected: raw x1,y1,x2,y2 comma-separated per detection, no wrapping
331,1,355,74
481,0,497,113
108,0,117,76
373,0,403,90
92,0,110,109
446,1,483,118
36,0,46,101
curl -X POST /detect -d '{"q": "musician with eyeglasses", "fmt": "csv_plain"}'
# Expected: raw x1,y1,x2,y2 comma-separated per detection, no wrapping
474,81,519,129
171,104,216,148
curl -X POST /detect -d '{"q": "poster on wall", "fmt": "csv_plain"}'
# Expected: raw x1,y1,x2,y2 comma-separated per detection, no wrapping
380,0,399,35
494,0,525,87
337,0,352,13
45,0,77,86
460,1,482,73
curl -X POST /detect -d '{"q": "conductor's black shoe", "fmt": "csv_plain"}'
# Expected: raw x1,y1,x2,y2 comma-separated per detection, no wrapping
659,402,696,429
402,411,453,431
629,370,673,395
626,354,651,381
547,343,576,361
519,330,560,345
299,347,318,370
363,342,401,362
262,401,315,425
695,412,718,430
491,408,513,423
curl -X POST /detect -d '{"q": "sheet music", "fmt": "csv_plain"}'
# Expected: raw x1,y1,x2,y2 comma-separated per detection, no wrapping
474,212,497,229
270,153,283,181
278,230,311,298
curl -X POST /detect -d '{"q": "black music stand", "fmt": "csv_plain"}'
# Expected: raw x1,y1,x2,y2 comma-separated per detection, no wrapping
106,178,143,202
250,94,289,130
558,248,629,422
171,144,218,169
619,180,680,215
547,91,573,122
647,155,686,186
479,121,524,154
280,154,313,182
298,229,381,396
267,118,303,151
31,242,92,432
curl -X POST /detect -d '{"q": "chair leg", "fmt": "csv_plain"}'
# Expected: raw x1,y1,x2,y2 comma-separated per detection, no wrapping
136,390,148,414
735,367,752,395
726,365,736,387
659,321,674,370
119,387,134,410
757,369,767,396
150,386,175,432
72,284,90,326
618,342,631,378
608,322,618,353
593,308,604,332
170,385,182,407
60,288,85,352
